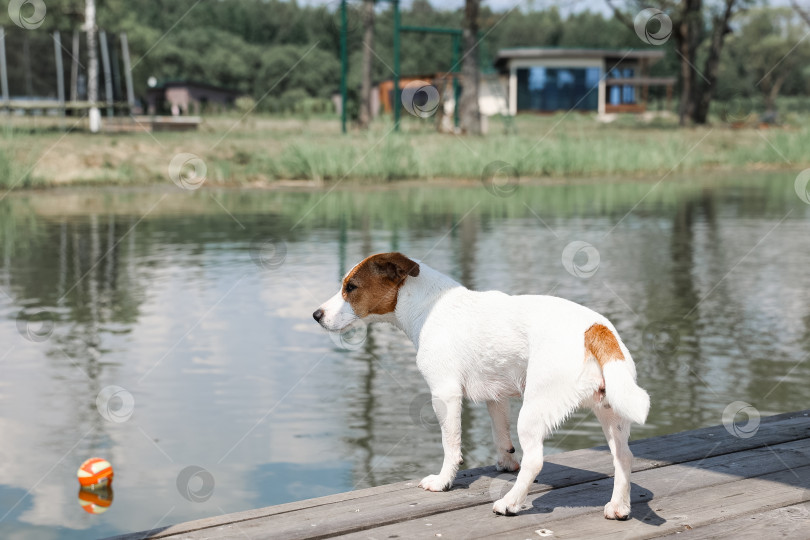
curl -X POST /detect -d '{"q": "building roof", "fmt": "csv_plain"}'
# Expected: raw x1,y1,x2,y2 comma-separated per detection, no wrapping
494,47,666,70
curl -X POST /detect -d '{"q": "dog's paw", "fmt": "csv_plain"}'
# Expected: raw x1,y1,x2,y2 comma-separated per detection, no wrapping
604,500,631,520
492,497,522,516
418,474,451,492
495,453,520,472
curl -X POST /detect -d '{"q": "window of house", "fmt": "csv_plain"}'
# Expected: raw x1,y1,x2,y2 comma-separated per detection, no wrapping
516,66,601,111
607,67,636,105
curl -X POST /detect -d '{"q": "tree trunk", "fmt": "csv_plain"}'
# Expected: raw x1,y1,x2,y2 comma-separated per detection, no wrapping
85,0,100,132
675,34,692,126
692,0,736,124
676,0,703,126
358,0,374,129
460,0,481,135
764,74,786,113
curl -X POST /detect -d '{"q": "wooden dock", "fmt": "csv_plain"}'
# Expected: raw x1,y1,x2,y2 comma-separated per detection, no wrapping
109,410,810,539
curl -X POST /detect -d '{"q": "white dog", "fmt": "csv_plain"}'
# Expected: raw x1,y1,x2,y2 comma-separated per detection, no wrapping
314,252,650,518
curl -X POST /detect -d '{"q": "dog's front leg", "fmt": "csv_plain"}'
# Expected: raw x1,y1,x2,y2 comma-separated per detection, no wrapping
418,393,462,492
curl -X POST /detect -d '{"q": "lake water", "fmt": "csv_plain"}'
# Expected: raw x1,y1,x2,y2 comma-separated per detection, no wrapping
0,172,808,538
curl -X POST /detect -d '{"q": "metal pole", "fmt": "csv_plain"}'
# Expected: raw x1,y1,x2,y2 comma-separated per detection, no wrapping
53,31,65,117
392,0,400,131
452,34,460,129
0,28,8,109
99,30,114,117
340,0,347,134
120,33,135,112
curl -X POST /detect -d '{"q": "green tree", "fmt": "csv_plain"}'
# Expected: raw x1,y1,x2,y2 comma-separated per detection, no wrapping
255,45,339,103
722,8,810,114
608,0,751,125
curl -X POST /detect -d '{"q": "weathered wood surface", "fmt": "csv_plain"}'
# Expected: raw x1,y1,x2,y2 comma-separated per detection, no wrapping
659,500,810,539
106,410,810,540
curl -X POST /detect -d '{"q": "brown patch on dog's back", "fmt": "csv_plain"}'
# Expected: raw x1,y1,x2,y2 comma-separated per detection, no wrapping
342,252,419,317
584,323,625,367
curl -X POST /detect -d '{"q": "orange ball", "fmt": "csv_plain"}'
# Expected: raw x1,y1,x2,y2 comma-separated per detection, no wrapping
77,457,114,487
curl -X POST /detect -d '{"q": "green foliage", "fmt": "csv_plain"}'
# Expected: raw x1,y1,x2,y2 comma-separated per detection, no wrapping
0,149,15,186
235,96,257,114
0,148,36,188
0,0,673,106
255,46,339,101
719,7,810,110
3,1,810,120
3,111,810,187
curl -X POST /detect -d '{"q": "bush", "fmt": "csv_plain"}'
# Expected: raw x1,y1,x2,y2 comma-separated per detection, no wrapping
235,96,257,114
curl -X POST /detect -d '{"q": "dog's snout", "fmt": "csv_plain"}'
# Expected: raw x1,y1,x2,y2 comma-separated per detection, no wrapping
313,308,324,322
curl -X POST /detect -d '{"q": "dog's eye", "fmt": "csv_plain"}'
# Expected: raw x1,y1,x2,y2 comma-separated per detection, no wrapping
345,283,357,293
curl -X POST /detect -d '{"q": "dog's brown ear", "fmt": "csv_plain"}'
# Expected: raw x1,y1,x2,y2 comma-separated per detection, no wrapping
372,252,420,283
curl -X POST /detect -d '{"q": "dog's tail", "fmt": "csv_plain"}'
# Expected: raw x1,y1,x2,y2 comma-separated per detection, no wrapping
585,323,650,425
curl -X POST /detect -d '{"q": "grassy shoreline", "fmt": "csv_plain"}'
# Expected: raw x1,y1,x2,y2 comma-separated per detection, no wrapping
1,113,808,190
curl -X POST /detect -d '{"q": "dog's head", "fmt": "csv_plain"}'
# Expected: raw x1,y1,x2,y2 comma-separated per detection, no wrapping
313,252,420,332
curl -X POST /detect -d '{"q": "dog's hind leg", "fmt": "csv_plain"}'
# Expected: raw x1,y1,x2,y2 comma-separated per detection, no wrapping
593,403,633,520
492,399,552,515
487,399,520,472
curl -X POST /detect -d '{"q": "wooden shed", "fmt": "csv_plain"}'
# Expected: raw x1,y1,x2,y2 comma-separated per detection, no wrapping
146,80,240,115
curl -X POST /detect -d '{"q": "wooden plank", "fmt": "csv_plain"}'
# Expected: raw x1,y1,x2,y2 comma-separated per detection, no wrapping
106,411,810,540
0,100,103,110
492,464,810,539
105,411,810,540
658,500,810,539
604,77,677,86
331,438,810,540
149,116,201,132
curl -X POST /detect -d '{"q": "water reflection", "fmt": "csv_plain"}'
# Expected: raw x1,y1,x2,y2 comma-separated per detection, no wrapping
78,486,113,515
0,173,808,538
